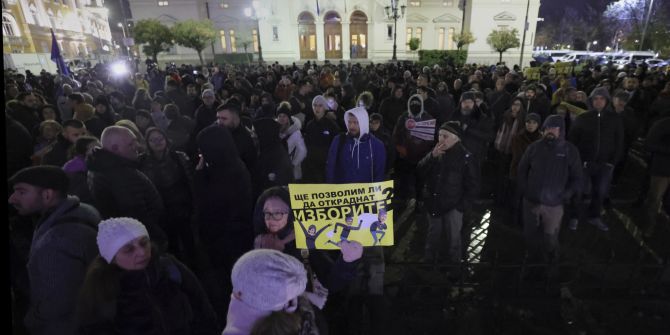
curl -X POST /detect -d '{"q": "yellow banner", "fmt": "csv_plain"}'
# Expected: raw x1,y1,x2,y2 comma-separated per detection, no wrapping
524,67,541,80
554,62,573,75
289,181,394,249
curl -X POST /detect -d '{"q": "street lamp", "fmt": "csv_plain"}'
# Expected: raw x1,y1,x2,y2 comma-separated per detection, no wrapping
385,0,406,61
117,22,130,57
245,1,263,63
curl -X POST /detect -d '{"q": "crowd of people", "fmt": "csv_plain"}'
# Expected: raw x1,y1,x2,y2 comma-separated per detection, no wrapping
6,57,669,334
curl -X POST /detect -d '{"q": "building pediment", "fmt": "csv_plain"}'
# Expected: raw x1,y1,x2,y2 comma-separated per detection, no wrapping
433,13,460,23
493,11,516,21
406,13,429,23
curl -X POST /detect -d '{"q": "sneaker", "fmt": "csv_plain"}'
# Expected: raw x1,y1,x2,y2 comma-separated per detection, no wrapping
589,218,609,232
568,219,579,231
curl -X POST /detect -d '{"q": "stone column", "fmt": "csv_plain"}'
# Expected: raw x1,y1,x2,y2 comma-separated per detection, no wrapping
316,18,325,61
342,19,350,60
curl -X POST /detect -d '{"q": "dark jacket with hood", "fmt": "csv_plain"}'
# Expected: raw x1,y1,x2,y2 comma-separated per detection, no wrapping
252,187,358,293
568,88,625,165
370,114,395,175
87,148,167,244
326,107,386,183
393,94,436,164
644,117,670,177
77,251,219,335
417,141,480,216
378,94,407,132
252,118,293,196
25,196,100,335
303,114,341,183
42,134,72,167
195,125,253,236
449,103,495,161
517,115,583,206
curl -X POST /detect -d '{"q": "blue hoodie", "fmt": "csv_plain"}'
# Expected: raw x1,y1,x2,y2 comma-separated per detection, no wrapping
325,107,386,183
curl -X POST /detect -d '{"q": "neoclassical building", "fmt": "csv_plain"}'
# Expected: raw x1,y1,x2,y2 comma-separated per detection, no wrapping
129,0,540,66
2,0,113,58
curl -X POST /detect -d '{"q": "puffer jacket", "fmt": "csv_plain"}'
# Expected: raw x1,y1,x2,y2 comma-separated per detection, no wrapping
279,116,307,180
417,144,480,216
87,148,167,244
26,196,100,335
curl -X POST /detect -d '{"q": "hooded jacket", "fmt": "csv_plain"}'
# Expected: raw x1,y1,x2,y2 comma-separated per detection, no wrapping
568,91,625,165
378,94,407,132
253,118,293,195
279,116,307,180
517,116,583,206
393,94,436,164
326,107,386,183
303,115,341,183
25,196,100,335
195,125,253,235
87,148,167,244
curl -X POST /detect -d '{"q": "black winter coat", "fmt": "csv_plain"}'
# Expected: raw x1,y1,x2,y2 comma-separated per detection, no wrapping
303,116,340,183
195,125,253,236
417,144,480,216
78,253,219,335
568,108,625,165
87,148,167,244
139,150,194,217
645,117,670,177
378,97,407,132
253,118,293,196
450,106,495,161
42,135,71,167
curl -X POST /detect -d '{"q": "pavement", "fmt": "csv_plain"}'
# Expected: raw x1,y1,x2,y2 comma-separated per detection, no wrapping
379,149,670,335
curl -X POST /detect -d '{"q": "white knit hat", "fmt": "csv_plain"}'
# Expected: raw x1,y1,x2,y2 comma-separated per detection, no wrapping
97,217,149,263
231,249,307,311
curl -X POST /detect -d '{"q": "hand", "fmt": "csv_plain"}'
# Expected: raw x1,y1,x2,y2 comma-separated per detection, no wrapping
339,240,363,263
431,142,448,158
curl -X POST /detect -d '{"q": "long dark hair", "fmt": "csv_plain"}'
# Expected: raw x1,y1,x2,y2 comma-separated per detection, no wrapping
75,256,123,326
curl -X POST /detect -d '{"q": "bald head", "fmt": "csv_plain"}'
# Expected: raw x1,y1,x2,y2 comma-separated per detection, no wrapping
101,126,138,161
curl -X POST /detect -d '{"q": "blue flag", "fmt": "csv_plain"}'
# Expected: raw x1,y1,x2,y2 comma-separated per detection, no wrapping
50,29,70,76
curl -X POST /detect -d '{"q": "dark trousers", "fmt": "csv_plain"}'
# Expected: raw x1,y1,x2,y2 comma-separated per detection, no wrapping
573,162,614,220
393,159,420,200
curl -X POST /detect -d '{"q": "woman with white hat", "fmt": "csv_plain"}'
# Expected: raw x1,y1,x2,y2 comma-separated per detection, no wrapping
76,217,219,334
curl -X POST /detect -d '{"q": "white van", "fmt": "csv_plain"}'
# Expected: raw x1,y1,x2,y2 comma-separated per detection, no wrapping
614,51,659,69
557,51,592,64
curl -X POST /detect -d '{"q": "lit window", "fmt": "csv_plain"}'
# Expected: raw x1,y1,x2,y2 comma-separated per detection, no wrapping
2,13,18,36
220,3,228,8
416,27,422,42
448,27,455,50
409,1,420,6
158,1,168,6
438,28,445,50
252,29,258,52
219,30,227,53
406,27,412,50
230,30,236,52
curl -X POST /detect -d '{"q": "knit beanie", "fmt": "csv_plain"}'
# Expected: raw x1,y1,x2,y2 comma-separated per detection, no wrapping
439,121,463,138
231,249,307,311
525,113,541,124
542,114,564,130
589,86,611,102
9,166,69,195
97,217,149,263
369,113,383,122
460,91,476,103
312,95,327,108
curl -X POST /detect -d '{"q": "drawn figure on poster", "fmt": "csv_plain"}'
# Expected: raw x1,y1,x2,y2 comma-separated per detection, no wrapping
297,220,332,249
369,209,388,246
326,214,362,246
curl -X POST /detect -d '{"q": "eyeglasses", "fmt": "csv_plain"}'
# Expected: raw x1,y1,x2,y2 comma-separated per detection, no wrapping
263,211,288,221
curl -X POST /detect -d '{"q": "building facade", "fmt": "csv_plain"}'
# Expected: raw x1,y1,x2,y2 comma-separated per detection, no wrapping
2,0,113,60
128,0,539,66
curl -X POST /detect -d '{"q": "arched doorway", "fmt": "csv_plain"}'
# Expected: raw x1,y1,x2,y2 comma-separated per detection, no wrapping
298,12,317,59
350,11,367,59
323,11,342,59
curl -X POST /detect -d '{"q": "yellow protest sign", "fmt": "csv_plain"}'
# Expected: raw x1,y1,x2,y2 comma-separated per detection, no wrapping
524,67,541,80
554,62,573,75
289,181,394,250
